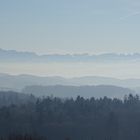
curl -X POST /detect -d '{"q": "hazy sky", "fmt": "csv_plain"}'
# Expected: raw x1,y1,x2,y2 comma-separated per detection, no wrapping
1,0,140,54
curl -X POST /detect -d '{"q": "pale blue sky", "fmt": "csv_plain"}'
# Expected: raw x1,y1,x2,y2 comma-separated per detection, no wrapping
1,0,140,54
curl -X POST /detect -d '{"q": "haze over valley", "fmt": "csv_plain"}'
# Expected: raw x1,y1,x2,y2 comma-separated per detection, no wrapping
1,48,140,98
1,48,140,79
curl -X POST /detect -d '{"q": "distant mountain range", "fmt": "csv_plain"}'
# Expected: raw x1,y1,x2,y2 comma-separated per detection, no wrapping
0,73,140,92
1,48,140,62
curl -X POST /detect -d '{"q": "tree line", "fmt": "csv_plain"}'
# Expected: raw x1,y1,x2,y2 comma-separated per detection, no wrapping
0,91,140,140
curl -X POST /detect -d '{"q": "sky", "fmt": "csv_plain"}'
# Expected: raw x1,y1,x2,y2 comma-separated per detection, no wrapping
1,0,140,54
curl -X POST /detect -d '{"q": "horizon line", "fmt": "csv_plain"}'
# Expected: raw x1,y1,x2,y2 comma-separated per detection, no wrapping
1,48,140,56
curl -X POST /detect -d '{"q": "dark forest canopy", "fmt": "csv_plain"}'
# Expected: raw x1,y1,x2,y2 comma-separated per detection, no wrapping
1,91,140,140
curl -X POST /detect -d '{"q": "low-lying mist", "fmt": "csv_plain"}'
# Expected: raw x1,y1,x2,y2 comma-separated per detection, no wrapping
1,61,140,79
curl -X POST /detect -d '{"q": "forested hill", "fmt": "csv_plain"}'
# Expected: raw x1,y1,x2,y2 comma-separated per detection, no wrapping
23,85,134,98
0,91,36,106
0,91,140,140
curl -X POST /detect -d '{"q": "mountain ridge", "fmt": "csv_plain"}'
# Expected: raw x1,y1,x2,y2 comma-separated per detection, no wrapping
0,73,140,91
1,48,140,62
